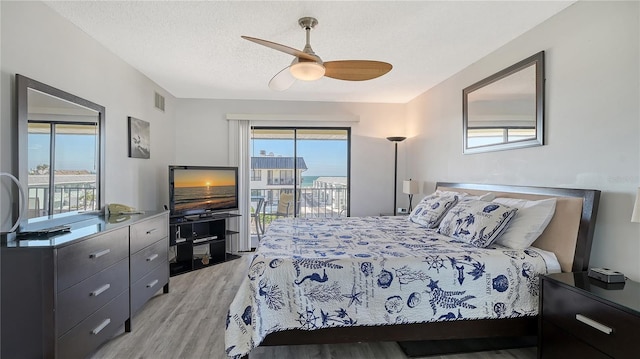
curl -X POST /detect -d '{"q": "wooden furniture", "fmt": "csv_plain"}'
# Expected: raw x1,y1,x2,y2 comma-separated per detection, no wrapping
169,212,240,276
539,272,638,358
249,182,601,358
0,211,169,359
128,212,170,330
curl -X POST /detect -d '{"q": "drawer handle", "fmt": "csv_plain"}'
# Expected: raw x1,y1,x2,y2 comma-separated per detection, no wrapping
576,314,613,334
90,283,111,297
146,228,157,235
146,253,159,262
89,248,110,259
91,318,111,335
147,279,159,288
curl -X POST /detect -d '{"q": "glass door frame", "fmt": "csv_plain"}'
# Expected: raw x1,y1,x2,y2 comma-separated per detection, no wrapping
250,126,352,219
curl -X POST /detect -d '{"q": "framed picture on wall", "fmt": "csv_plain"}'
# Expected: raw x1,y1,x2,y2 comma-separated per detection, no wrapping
128,116,150,159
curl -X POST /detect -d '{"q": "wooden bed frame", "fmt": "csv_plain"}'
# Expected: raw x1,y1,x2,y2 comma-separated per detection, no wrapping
245,182,601,356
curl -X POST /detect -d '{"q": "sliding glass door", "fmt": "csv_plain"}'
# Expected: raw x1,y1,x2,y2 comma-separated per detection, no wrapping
27,122,99,218
249,127,350,239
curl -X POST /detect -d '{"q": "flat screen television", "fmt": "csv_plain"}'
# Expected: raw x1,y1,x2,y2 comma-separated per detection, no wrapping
169,165,238,216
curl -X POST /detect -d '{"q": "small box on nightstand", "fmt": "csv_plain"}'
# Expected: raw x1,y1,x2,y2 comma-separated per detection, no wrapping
587,267,625,283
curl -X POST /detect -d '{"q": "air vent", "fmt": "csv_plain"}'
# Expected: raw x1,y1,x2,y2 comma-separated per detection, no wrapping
154,92,165,112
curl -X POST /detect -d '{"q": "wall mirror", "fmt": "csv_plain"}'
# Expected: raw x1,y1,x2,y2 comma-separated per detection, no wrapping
463,51,544,154
17,74,105,231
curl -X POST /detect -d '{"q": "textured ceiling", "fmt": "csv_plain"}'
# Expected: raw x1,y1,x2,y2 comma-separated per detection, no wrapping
44,1,574,104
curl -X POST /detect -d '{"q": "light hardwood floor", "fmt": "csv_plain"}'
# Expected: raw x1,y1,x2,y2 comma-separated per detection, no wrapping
91,254,537,359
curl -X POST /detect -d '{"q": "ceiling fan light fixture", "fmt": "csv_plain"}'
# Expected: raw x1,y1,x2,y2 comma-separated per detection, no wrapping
290,61,325,81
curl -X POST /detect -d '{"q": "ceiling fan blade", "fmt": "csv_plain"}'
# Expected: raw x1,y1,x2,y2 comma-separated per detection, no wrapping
324,60,392,81
269,66,296,91
241,36,318,61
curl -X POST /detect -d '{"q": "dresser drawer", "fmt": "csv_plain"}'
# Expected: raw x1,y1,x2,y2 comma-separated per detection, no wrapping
57,289,129,359
130,238,168,283
131,262,169,316
57,258,129,336
542,280,637,358
57,227,129,291
130,214,168,253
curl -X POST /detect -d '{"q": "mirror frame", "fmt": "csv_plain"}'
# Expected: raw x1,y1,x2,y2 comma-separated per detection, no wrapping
462,51,545,154
16,74,106,230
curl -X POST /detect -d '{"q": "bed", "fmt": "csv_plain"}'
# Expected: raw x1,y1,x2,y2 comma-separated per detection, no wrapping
225,182,600,359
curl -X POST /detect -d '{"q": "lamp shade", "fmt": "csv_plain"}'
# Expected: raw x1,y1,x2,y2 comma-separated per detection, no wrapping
632,187,640,223
290,61,325,81
403,180,420,194
386,136,406,142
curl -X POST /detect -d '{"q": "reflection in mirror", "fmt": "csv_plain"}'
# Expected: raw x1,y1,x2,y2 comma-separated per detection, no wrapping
17,75,105,230
463,51,544,154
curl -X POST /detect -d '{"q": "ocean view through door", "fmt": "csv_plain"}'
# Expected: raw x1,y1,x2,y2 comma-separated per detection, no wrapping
249,127,350,242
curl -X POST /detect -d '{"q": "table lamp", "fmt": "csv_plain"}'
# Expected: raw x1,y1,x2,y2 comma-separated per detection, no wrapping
403,179,420,212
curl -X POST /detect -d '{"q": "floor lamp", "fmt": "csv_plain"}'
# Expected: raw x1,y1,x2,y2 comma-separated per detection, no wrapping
387,136,406,216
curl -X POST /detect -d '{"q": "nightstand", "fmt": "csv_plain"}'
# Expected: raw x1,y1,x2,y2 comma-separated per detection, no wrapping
539,272,640,358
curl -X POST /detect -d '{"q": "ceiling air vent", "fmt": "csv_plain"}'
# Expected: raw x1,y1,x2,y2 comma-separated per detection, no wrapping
154,92,165,112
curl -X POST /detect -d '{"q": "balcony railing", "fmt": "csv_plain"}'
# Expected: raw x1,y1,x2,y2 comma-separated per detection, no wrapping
28,185,97,218
266,178,296,186
250,187,347,236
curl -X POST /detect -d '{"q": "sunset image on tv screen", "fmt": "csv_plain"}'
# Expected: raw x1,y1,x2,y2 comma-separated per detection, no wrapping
173,169,237,213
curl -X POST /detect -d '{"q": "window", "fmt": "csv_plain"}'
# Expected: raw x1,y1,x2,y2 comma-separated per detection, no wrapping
27,122,99,218
251,169,262,181
250,127,350,224
467,127,536,148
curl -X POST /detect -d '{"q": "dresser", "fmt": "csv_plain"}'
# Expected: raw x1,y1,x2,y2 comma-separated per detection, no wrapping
539,272,640,358
0,211,169,359
128,213,170,328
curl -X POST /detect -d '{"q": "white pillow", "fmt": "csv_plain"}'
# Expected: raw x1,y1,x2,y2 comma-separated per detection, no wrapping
435,190,495,202
492,197,557,249
438,198,518,248
469,192,496,201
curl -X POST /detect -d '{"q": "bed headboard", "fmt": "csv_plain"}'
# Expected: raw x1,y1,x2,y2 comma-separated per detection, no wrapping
435,182,601,273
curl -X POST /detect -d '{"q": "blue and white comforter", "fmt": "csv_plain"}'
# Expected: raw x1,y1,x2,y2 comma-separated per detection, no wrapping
225,216,557,358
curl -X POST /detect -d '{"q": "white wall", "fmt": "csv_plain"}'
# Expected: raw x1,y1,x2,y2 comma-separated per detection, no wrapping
174,99,407,217
4,1,635,282
406,1,640,280
0,1,410,229
0,1,177,231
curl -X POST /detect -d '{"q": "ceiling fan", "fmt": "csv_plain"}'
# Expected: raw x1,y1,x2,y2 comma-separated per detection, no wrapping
242,17,392,91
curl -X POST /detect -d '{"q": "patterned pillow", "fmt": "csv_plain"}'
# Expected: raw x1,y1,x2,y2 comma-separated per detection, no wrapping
408,193,459,228
438,199,518,248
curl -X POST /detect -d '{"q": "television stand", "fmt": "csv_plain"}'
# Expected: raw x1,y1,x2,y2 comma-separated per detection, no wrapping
168,212,240,276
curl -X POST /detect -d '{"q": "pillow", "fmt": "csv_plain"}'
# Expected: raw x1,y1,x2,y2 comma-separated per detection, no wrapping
408,192,459,228
438,199,518,248
467,192,496,201
435,189,495,202
492,197,557,249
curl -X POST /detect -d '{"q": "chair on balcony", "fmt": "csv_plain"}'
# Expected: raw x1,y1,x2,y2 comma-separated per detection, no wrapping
275,192,294,218
250,197,265,240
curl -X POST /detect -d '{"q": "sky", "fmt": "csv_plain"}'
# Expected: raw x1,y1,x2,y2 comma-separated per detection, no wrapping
29,133,348,177
28,133,97,171
173,168,236,188
251,138,347,177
